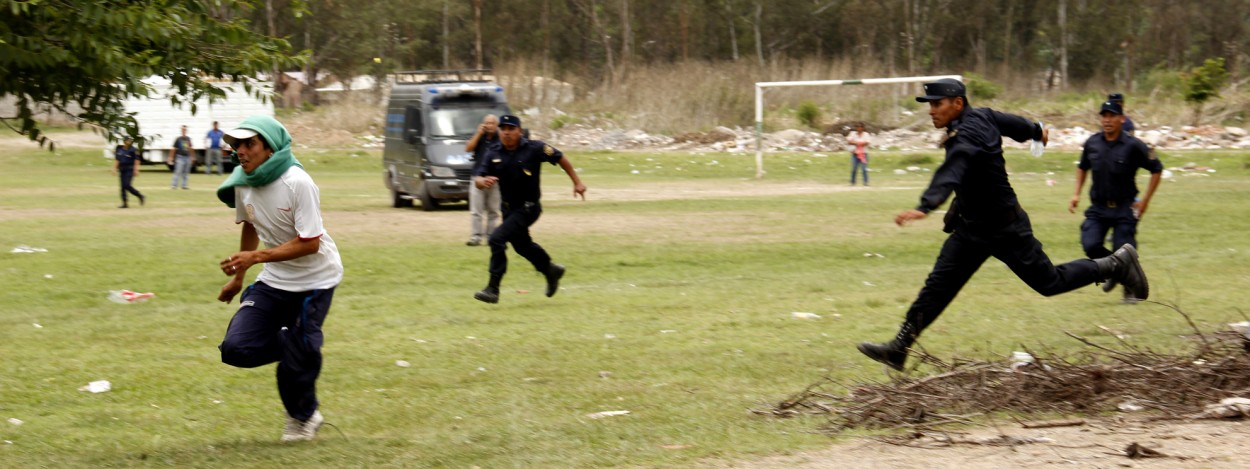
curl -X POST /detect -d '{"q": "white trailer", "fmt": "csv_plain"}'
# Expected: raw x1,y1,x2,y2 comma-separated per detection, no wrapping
106,76,274,168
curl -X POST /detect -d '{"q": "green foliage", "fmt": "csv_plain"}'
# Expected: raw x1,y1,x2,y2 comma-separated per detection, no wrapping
796,101,822,129
0,0,305,149
963,72,1002,100
900,153,936,165
1140,67,1186,95
1184,58,1228,104
1183,58,1229,125
550,113,577,130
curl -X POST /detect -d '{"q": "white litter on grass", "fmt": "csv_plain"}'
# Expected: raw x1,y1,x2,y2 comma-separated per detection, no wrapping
44,274,53,279
604,334,616,339
659,330,677,334
108,290,155,304
395,360,411,368
791,312,821,320
862,252,885,258
32,323,42,329
10,245,47,253
1118,402,1145,412
862,281,875,287
586,410,630,419
212,399,223,404
7,418,22,426
893,169,907,175
1200,397,1250,418
80,380,111,393
477,367,487,372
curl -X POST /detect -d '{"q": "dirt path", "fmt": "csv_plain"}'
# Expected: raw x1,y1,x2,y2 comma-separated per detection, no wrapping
712,418,1250,468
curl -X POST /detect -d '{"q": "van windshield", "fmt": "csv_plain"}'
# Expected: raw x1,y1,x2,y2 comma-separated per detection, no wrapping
428,107,508,139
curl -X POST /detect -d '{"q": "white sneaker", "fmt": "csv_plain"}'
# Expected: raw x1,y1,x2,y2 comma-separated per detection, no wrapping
280,410,324,442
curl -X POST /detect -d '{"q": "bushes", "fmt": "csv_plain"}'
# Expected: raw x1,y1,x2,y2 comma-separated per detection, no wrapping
796,101,822,129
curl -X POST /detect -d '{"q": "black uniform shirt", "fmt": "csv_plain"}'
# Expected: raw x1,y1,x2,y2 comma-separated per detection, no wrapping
474,138,564,206
916,107,1042,225
471,132,499,163
115,145,141,170
1078,132,1161,203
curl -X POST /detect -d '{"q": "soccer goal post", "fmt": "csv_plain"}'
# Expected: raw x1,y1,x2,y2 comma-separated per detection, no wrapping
752,74,962,179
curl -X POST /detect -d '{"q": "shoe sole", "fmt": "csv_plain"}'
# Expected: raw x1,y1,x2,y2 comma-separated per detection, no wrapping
1121,245,1149,300
856,343,905,372
474,292,499,304
546,265,564,298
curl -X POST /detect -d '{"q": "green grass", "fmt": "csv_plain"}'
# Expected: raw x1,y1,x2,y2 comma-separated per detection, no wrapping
2,137,1249,467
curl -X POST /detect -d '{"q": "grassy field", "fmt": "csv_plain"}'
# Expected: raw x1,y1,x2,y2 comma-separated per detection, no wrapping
1,136,1248,468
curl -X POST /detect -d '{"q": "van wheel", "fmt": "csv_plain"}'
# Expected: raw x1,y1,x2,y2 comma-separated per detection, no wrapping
391,187,412,208
417,184,438,211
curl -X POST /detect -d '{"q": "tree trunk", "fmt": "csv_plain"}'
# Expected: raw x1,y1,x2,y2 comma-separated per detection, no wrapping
753,2,764,67
619,0,631,76
1001,2,1013,86
442,0,450,69
679,1,690,61
473,0,483,70
725,0,739,61
1058,0,1068,90
542,0,551,77
267,0,280,105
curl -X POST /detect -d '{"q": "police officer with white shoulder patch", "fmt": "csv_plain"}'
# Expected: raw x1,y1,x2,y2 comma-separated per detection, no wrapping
472,115,586,303
857,78,1150,371
1069,100,1162,303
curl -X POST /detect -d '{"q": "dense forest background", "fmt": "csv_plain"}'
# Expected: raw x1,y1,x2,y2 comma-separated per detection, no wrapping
238,0,1250,131
255,0,1248,91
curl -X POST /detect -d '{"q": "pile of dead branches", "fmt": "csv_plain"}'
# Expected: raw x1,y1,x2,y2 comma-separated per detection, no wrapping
760,305,1250,435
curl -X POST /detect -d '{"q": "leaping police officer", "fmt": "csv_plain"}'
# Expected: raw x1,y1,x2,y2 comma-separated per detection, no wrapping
1069,100,1162,303
472,115,587,304
857,78,1150,371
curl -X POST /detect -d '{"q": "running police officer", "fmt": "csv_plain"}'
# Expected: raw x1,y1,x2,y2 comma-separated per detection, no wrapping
857,78,1150,371
1069,100,1162,303
472,115,586,303
1108,93,1135,135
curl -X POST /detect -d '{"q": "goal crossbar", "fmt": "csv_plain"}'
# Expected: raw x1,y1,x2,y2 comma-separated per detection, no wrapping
752,74,962,178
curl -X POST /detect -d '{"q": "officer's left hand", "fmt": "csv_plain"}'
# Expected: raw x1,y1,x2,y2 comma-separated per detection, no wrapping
573,183,587,200
895,209,927,226
1132,200,1148,219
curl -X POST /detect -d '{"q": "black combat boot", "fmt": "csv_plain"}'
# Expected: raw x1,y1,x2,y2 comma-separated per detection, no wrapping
544,263,565,297
474,275,502,304
1094,244,1148,300
856,323,917,371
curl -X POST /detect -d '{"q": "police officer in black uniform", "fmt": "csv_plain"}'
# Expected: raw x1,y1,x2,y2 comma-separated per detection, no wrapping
1107,93,1136,135
113,136,146,208
472,115,587,303
1069,100,1162,302
857,78,1150,371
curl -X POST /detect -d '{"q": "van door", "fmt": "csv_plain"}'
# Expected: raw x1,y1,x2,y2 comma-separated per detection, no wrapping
400,105,428,194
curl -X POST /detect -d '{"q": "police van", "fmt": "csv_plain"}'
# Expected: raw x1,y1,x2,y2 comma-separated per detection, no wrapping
382,70,511,210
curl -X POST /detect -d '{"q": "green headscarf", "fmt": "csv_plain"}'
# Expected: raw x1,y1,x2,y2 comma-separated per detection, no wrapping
215,115,303,208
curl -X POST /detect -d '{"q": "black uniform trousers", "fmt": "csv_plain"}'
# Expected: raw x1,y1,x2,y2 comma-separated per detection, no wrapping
219,281,335,421
1080,202,1138,259
488,202,552,278
904,211,1102,335
119,171,143,204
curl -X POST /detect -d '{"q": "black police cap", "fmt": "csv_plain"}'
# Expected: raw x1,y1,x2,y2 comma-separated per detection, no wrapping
1108,93,1125,102
1099,101,1124,115
499,114,522,128
915,78,967,103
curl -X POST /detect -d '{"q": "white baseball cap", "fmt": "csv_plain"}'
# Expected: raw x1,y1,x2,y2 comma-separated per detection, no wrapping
222,128,258,147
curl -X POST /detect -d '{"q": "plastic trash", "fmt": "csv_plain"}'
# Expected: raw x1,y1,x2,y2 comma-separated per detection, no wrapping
10,245,47,253
791,312,821,320
1030,122,1045,157
395,360,411,368
81,380,111,393
1118,401,1144,412
1228,321,1250,339
1010,351,1035,371
585,410,630,419
108,290,155,304
6,418,22,426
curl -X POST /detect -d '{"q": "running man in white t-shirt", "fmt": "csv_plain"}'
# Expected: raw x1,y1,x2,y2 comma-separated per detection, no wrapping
214,115,343,443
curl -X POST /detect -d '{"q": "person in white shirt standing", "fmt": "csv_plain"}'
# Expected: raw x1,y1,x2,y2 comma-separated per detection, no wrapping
848,122,871,186
214,115,343,443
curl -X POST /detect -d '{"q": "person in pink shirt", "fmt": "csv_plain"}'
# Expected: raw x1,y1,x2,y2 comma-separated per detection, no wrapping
848,122,871,186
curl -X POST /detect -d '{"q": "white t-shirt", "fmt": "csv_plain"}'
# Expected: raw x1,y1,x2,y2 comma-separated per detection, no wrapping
849,131,871,156
234,166,343,291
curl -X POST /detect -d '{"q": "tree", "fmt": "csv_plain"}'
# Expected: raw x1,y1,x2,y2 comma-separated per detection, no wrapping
0,0,304,149
1183,57,1228,126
